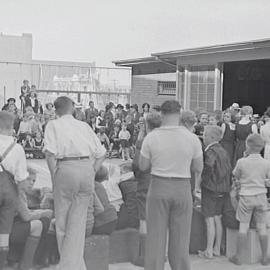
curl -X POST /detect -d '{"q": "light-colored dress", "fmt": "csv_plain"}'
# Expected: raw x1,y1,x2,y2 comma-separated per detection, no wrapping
260,122,270,160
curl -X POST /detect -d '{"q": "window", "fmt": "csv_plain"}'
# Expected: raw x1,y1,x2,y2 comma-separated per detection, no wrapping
157,81,176,96
189,65,215,111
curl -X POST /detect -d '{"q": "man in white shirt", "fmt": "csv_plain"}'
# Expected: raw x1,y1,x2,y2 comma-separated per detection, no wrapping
44,96,106,270
0,111,28,270
139,100,203,270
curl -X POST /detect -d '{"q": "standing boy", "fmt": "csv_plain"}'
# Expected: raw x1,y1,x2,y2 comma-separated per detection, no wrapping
230,134,270,265
0,111,28,269
196,126,232,259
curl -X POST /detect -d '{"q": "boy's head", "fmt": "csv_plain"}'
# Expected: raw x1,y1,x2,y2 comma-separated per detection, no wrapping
203,125,223,146
146,113,162,132
0,111,15,135
241,106,253,117
180,110,197,130
246,134,265,154
208,113,218,126
95,165,108,182
199,112,209,126
26,133,32,140
22,166,37,193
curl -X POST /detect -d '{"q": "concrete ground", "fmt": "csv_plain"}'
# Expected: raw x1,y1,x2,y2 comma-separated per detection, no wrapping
9,256,267,270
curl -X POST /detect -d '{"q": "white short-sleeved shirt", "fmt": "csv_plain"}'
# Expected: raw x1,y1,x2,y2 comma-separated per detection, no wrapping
233,154,270,196
0,134,28,183
43,114,106,160
141,126,202,178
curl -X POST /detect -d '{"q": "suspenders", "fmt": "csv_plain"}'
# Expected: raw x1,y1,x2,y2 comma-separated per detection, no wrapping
0,140,17,171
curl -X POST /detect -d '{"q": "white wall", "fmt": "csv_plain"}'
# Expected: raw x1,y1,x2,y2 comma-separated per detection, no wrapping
0,33,32,108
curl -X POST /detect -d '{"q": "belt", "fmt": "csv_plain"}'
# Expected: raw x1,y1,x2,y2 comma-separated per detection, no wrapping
151,175,190,181
57,156,89,162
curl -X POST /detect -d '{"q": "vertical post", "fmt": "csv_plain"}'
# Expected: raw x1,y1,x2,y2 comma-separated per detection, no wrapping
3,86,6,104
183,65,190,110
175,64,180,102
77,93,81,103
214,63,223,110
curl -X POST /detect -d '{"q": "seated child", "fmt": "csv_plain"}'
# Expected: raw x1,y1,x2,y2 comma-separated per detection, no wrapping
109,125,121,158
197,125,232,259
17,113,32,142
8,166,53,269
22,133,34,149
230,134,270,266
119,122,131,161
33,131,44,150
97,126,110,150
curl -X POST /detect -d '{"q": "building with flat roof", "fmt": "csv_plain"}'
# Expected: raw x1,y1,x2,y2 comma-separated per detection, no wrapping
114,38,270,115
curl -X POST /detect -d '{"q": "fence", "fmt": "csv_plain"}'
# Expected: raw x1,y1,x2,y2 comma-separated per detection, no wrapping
0,61,131,109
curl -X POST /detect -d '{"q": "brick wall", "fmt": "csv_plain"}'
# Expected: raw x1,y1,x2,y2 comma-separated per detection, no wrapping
131,73,176,110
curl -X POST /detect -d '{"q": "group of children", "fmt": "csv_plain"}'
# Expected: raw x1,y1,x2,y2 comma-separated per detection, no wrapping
193,104,270,266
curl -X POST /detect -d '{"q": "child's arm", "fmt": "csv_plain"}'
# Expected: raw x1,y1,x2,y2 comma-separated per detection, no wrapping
127,131,131,140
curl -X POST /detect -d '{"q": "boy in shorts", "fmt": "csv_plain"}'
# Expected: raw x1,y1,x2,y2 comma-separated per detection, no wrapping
230,134,270,265
197,125,232,259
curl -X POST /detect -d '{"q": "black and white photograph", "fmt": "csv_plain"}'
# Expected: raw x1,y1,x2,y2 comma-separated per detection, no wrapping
1,1,270,270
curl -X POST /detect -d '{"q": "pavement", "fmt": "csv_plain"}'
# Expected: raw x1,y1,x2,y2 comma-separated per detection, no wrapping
4,256,269,270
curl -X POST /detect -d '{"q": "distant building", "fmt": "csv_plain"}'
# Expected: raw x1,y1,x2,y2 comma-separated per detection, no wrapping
0,33,130,109
114,38,270,115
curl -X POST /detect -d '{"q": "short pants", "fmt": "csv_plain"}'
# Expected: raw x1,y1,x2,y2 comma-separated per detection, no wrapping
201,187,229,218
236,194,267,224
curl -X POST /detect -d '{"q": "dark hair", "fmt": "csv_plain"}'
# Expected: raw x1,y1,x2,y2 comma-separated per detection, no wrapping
160,100,181,114
7,98,16,103
54,96,73,116
131,104,138,112
152,105,161,112
45,103,53,110
125,104,130,110
142,103,150,110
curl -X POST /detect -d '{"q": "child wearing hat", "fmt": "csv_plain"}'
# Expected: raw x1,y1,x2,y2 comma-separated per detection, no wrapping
230,134,270,265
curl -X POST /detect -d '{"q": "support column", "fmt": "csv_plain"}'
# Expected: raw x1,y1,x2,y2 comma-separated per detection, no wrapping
214,63,223,110
183,65,190,110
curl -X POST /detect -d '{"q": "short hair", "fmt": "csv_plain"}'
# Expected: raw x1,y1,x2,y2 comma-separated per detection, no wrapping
95,165,108,182
180,110,196,127
125,104,130,110
160,100,181,115
0,111,15,132
146,113,162,130
246,134,265,153
241,106,253,116
131,104,138,111
45,103,53,110
204,125,223,141
54,96,73,116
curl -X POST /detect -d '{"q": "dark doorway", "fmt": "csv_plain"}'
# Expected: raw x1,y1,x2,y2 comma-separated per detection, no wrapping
223,60,270,115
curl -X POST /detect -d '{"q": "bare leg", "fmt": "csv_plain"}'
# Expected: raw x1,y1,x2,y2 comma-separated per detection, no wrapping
213,215,223,256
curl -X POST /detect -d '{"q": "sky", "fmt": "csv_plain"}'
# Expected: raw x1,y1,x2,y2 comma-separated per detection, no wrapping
0,0,270,67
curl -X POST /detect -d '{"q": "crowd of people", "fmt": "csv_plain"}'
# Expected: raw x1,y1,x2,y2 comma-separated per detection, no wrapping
2,80,270,270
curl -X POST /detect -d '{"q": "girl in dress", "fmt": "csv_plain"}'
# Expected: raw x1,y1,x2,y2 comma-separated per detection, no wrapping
233,106,257,165
221,111,236,165
260,108,270,160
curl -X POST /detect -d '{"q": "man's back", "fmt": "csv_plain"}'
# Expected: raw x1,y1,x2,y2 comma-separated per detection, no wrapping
141,126,202,178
